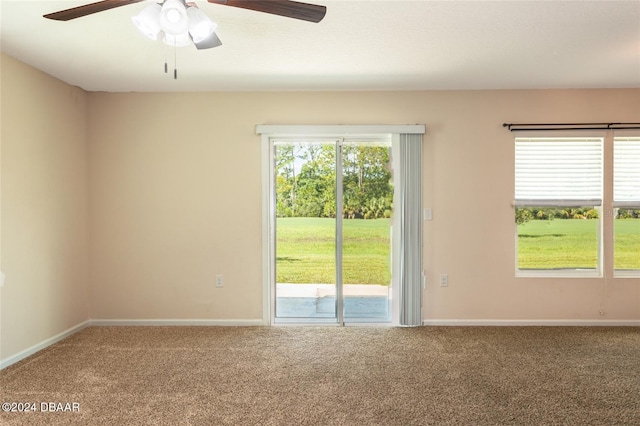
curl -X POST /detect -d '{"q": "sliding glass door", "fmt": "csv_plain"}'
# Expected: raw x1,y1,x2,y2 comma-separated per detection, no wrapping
272,138,394,324
341,142,393,320
274,140,338,321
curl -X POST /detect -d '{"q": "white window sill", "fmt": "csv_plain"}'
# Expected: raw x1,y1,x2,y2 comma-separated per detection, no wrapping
516,269,602,278
613,270,640,279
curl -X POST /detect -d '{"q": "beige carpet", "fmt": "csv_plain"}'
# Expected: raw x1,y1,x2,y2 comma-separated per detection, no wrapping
1,326,639,425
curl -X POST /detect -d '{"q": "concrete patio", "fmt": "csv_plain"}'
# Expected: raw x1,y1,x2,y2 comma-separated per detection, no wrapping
275,284,391,320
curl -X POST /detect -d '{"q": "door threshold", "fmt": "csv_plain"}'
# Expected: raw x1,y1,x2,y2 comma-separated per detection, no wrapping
273,318,393,326
273,320,342,327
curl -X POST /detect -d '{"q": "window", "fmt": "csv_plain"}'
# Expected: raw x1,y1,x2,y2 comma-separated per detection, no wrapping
515,137,603,276
614,137,640,277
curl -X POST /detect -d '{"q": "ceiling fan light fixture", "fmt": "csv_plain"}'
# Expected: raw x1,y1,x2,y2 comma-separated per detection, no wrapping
187,7,217,44
159,0,189,35
132,3,162,40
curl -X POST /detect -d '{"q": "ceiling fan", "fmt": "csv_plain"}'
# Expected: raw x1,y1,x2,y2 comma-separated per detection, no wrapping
44,0,327,50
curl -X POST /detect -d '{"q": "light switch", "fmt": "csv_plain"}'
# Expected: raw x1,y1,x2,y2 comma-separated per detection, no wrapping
423,208,432,221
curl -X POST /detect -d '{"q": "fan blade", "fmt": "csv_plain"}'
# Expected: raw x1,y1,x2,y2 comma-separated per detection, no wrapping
44,0,146,21
209,0,326,23
194,32,223,50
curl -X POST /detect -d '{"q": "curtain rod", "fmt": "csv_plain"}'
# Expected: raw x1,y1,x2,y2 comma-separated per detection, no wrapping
503,123,640,132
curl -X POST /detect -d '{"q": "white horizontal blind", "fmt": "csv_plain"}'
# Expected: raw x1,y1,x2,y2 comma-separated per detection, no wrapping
515,137,603,207
614,137,640,208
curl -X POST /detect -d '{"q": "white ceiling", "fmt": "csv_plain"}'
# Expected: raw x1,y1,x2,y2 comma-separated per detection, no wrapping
1,0,639,92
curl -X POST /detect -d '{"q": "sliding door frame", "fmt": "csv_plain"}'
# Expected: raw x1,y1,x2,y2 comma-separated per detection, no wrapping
258,125,425,326
335,142,345,324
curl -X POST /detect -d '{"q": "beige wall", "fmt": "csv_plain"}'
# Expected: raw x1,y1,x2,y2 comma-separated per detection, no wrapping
1,55,89,361
1,55,639,364
88,89,640,322
87,93,265,320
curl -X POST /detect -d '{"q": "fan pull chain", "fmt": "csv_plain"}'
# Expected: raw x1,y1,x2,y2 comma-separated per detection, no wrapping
160,38,179,79
163,44,168,74
174,44,178,80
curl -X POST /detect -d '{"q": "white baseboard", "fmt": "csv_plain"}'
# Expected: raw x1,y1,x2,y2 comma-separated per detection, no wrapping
422,319,640,326
3,317,636,370
90,319,265,326
0,320,91,370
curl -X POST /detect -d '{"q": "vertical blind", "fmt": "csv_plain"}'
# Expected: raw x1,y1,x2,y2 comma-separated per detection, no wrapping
398,133,423,327
515,137,603,207
614,137,640,208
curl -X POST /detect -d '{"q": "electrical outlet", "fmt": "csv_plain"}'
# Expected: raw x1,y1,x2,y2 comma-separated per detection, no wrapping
439,274,448,287
216,274,224,288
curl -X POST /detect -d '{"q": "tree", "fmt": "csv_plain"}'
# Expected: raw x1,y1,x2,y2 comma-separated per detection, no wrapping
275,144,298,217
342,145,392,219
295,144,336,217
275,143,393,219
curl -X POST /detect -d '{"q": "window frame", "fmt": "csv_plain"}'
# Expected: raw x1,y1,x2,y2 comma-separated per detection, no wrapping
614,209,640,278
514,135,605,278
613,135,640,278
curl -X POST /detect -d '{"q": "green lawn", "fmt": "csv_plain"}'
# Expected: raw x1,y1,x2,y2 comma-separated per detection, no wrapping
277,217,640,281
518,218,640,270
614,218,640,270
276,217,391,285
